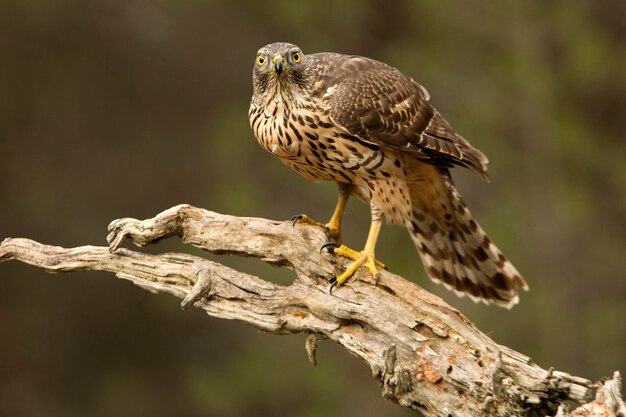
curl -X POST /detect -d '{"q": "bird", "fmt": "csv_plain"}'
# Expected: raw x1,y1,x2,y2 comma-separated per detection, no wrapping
248,42,528,308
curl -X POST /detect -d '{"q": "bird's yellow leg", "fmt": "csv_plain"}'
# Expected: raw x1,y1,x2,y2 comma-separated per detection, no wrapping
324,189,349,242
292,184,353,243
331,218,385,289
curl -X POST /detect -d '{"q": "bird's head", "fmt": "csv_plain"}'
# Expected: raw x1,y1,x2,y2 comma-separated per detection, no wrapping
252,42,310,98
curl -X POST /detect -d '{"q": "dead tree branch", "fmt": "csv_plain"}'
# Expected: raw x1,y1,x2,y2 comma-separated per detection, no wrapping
0,204,623,417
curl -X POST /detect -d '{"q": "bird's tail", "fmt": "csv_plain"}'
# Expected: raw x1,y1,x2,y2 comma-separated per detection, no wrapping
405,175,528,308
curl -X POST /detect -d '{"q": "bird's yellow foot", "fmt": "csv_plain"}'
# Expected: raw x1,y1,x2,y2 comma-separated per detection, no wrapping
322,243,385,292
291,214,341,242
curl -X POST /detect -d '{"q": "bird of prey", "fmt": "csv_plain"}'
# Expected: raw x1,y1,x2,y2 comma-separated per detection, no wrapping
249,42,528,308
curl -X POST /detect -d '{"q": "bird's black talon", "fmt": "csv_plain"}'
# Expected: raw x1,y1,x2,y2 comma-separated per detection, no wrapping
291,214,303,227
374,272,381,286
320,241,341,253
329,278,338,294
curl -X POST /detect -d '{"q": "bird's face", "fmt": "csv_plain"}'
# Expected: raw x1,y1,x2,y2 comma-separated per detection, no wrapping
252,42,308,97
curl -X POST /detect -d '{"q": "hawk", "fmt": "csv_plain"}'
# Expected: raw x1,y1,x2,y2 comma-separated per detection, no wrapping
249,42,528,308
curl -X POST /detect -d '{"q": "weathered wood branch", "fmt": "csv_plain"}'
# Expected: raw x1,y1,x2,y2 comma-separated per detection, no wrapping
1,204,623,417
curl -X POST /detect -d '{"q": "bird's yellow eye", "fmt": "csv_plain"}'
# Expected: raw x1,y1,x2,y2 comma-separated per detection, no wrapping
291,51,301,63
257,55,266,66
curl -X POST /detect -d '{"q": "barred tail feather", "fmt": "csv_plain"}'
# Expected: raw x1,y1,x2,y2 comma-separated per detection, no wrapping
406,180,528,308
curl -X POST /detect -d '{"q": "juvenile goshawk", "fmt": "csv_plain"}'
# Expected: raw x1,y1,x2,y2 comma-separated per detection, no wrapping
249,42,528,308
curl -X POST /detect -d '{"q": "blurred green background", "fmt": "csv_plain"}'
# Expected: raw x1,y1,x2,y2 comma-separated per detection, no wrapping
1,1,624,416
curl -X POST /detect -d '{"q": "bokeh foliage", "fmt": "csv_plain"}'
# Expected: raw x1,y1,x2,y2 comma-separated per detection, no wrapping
0,1,624,416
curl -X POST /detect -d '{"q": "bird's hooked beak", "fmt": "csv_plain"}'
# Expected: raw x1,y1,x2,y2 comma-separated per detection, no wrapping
272,54,284,76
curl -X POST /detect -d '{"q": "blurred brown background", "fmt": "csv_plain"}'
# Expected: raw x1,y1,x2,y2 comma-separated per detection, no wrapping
1,1,624,416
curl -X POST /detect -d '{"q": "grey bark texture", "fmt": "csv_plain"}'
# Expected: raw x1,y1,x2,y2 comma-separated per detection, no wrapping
1,204,624,417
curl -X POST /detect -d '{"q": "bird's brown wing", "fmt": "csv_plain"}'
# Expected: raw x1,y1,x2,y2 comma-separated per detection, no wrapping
310,53,489,178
